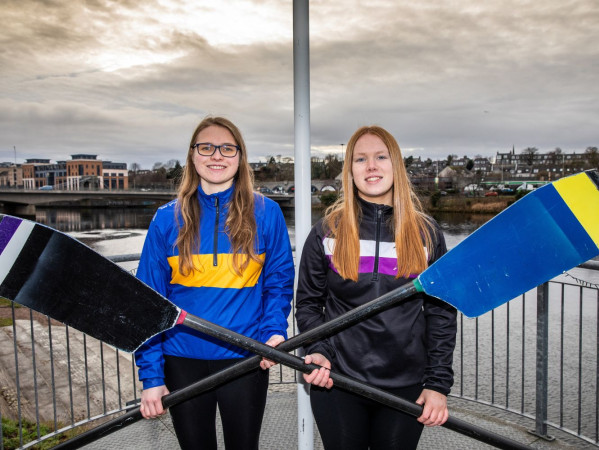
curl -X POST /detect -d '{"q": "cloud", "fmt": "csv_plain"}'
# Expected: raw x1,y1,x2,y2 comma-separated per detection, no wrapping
1,0,597,169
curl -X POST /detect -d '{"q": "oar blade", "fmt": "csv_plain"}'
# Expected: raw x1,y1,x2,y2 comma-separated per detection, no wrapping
0,214,180,352
419,170,599,317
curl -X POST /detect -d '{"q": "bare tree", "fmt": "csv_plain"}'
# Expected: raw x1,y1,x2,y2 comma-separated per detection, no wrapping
521,147,538,165
165,159,179,169
129,163,141,190
586,146,599,169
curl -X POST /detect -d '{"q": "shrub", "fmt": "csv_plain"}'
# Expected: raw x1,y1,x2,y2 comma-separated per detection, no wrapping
320,192,338,207
430,191,442,207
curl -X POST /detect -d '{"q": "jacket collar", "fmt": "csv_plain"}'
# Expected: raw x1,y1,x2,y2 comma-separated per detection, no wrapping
357,195,393,221
197,183,235,207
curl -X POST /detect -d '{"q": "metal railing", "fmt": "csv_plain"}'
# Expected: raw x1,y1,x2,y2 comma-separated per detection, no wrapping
454,262,599,446
1,258,598,449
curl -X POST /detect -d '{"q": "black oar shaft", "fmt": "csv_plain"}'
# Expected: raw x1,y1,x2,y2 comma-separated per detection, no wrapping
57,281,420,449
57,280,528,449
184,314,532,450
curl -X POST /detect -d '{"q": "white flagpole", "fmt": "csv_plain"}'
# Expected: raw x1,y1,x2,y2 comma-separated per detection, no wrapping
293,1,314,449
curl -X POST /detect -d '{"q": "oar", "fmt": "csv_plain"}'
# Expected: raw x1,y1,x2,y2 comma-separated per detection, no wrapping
63,311,535,450
55,281,517,450
54,282,421,450
179,313,536,450
1,170,598,446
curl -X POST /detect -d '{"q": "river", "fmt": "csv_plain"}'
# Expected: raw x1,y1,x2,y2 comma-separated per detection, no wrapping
20,206,599,285
30,206,484,253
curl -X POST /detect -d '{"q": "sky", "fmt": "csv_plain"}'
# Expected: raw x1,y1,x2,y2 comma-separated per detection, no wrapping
1,0,598,169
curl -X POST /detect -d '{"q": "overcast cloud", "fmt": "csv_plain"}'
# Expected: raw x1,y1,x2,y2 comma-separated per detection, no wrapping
1,0,597,169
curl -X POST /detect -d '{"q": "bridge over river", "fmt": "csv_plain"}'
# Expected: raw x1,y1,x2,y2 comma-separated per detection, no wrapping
0,189,295,215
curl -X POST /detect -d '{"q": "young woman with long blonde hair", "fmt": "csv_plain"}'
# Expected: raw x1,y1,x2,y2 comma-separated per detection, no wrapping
296,125,456,450
135,116,294,450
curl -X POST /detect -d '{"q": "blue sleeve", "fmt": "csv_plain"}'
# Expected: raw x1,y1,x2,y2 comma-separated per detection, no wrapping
134,213,172,389
259,201,295,342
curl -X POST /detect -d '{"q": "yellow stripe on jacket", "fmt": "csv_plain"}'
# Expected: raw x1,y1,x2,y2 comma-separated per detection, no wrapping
168,253,265,289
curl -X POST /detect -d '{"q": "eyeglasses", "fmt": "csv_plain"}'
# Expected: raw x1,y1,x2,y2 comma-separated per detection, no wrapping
192,143,240,158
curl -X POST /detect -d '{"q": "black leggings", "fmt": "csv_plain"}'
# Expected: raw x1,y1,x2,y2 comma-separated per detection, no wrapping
310,384,424,450
164,355,269,450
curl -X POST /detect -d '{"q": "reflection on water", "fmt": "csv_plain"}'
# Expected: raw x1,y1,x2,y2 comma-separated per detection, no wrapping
27,207,481,255
26,205,598,287
35,207,157,232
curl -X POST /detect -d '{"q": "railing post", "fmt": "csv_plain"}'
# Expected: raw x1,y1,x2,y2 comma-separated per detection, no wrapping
530,282,554,440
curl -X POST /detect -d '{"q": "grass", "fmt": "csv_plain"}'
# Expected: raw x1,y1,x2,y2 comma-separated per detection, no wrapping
1,417,83,450
0,297,14,307
0,297,17,327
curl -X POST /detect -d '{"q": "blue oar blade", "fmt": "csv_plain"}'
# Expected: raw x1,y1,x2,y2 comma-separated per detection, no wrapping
419,170,599,317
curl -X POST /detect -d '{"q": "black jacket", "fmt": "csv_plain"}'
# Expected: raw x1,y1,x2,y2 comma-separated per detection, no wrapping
295,197,457,394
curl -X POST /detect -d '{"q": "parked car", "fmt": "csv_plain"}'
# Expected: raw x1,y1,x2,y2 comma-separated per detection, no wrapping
463,184,483,194
516,183,535,192
38,185,53,190
320,185,336,192
272,185,286,194
256,186,273,195
287,185,322,194
484,191,498,197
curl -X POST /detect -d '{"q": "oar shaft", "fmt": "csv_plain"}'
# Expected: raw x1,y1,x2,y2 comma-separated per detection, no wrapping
184,313,532,450
58,280,528,449
56,281,420,449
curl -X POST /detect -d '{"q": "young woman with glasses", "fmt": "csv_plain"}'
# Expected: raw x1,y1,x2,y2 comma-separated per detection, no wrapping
296,125,457,450
135,116,295,450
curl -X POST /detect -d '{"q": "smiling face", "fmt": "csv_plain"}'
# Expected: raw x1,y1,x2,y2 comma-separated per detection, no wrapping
351,133,394,206
192,125,240,195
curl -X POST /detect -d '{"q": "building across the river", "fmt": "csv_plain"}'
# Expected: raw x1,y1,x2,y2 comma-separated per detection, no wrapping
21,154,128,190
0,162,23,188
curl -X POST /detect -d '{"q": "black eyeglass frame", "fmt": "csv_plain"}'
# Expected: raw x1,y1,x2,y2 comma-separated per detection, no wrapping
192,143,241,158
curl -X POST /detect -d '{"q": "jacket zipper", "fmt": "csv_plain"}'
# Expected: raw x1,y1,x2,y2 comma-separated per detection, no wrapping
213,196,219,266
372,206,382,281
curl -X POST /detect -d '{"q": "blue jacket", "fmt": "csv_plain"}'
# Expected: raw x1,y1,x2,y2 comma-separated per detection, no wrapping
135,184,295,389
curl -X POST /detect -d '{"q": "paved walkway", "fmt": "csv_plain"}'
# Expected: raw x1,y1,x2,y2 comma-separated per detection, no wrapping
82,385,596,450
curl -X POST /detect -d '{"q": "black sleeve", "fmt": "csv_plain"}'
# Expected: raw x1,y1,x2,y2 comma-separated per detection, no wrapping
295,224,337,363
423,221,457,395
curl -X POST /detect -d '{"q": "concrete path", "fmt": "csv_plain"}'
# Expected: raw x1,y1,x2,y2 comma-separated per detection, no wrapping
82,386,596,450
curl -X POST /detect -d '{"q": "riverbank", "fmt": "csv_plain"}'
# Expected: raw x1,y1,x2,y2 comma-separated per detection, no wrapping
422,194,513,214
314,192,514,215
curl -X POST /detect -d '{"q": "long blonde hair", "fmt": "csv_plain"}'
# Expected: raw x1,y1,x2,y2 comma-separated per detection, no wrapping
175,116,261,276
324,125,433,280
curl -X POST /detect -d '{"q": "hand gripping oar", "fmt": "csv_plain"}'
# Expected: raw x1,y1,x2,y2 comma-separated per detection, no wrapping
55,282,521,450
178,313,535,450
1,170,598,447
63,311,534,450
55,283,422,450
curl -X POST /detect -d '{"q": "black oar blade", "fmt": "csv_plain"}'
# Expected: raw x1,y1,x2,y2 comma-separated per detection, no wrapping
0,214,180,352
